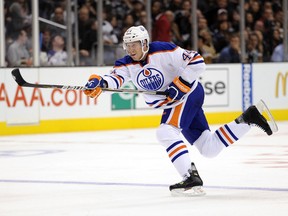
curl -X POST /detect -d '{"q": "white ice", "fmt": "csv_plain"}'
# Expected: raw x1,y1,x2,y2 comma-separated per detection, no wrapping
0,122,288,216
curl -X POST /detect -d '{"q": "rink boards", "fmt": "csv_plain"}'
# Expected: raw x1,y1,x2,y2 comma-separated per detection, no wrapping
0,63,287,135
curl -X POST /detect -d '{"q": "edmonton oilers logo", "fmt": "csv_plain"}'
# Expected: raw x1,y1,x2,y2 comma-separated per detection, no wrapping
137,68,164,91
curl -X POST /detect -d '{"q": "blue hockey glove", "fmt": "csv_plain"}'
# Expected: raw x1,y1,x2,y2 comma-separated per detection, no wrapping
83,74,106,99
167,76,192,101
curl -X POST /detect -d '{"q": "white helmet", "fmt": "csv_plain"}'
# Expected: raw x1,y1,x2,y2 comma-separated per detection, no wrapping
123,25,150,60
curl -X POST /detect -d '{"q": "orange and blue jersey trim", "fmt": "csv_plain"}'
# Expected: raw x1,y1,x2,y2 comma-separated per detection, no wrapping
159,102,184,128
166,140,189,162
188,53,204,65
146,99,176,109
104,74,124,88
215,124,239,147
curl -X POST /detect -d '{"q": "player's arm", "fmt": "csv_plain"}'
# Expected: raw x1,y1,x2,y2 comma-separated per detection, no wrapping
166,48,206,102
83,61,130,99
102,59,130,89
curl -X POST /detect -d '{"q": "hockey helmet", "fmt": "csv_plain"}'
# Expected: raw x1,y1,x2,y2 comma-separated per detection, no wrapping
123,25,150,52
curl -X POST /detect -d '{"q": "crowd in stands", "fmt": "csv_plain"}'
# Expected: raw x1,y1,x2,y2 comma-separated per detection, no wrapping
3,0,286,67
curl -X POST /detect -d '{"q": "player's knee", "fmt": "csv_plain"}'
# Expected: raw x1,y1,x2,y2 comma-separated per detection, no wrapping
199,148,221,158
194,131,223,158
156,124,181,148
156,124,169,145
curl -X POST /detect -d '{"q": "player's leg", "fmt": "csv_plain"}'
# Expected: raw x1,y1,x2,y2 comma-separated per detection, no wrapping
156,123,205,196
156,83,206,196
183,100,277,158
157,82,205,178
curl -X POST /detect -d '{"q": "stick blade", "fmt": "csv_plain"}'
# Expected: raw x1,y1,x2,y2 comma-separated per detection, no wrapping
11,68,26,86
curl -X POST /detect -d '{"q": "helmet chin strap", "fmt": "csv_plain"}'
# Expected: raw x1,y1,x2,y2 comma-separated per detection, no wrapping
139,48,148,61
139,40,149,61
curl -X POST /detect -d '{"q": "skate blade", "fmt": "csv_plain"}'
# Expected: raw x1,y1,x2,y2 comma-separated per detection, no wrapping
171,186,206,197
256,99,278,134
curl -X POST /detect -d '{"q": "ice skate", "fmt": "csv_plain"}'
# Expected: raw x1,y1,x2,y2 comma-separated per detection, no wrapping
169,162,206,197
235,100,278,136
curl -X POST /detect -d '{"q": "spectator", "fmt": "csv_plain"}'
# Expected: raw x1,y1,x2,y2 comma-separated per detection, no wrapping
198,17,209,33
130,0,146,25
209,8,229,33
260,7,276,53
51,6,65,25
152,0,171,42
122,13,135,36
212,20,231,53
39,0,54,19
79,19,97,66
174,0,192,47
204,0,228,31
271,43,287,62
103,12,119,65
218,34,241,63
245,11,255,32
165,10,182,46
45,6,67,38
47,35,68,66
7,29,32,67
8,0,31,39
199,29,217,63
139,11,148,28
230,9,240,32
82,0,97,19
78,6,96,62
40,28,52,53
78,6,94,54
246,31,263,63
249,0,262,22
167,0,183,12
110,15,123,43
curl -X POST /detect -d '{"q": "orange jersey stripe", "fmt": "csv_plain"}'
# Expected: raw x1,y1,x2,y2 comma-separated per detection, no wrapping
219,127,234,144
168,103,183,127
168,145,186,158
114,75,123,86
189,55,203,63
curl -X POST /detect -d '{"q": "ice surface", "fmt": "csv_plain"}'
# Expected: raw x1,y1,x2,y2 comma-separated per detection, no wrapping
0,122,287,216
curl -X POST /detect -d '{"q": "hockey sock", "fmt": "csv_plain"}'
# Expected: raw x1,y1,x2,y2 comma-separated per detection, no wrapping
215,121,251,147
166,141,192,178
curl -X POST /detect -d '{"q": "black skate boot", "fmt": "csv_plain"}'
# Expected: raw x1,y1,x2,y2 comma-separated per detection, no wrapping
235,105,273,135
169,163,205,196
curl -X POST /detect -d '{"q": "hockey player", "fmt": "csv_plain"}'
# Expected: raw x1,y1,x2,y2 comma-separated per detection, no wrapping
83,25,277,196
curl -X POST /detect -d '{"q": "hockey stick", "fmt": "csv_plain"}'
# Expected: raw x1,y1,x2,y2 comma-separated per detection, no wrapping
11,68,168,96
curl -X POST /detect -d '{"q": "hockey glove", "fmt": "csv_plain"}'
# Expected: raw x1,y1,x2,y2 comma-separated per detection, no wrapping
166,76,192,102
83,74,106,99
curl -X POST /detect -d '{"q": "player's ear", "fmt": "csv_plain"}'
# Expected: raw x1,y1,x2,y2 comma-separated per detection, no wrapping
144,39,149,50
146,39,149,46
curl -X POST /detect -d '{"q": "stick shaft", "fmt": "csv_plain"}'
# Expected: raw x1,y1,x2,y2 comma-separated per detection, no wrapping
11,68,168,95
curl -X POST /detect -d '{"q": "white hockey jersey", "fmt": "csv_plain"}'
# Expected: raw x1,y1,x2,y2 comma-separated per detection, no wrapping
103,41,206,109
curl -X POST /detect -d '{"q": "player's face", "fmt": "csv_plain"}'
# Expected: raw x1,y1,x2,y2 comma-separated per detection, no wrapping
125,41,144,61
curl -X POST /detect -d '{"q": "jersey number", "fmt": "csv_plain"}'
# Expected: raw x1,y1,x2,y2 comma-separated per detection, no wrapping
182,50,192,61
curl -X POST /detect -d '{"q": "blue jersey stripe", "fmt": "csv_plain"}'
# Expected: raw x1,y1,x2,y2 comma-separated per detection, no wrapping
215,130,229,147
224,124,238,141
188,60,204,65
104,75,119,88
166,140,183,152
171,150,189,163
161,108,172,123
